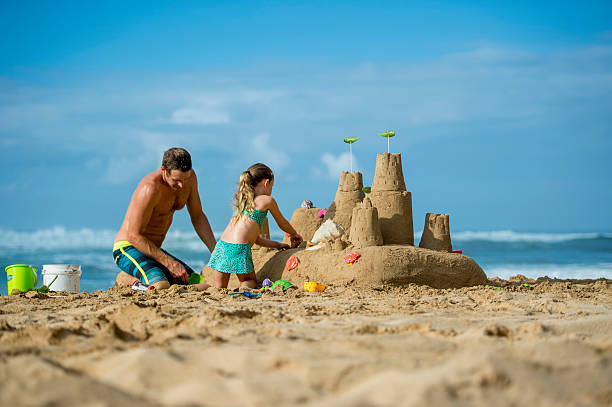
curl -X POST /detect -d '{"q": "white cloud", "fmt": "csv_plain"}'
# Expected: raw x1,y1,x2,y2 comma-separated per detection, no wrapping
247,133,290,171
170,106,230,125
101,131,170,185
320,152,358,179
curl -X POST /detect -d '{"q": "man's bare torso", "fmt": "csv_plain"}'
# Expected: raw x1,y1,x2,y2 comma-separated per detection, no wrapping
114,169,193,247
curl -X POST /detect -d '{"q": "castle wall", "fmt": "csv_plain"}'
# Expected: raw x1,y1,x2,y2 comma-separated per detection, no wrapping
369,191,414,245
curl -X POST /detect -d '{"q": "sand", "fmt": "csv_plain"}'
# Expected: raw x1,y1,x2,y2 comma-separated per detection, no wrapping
1,278,611,407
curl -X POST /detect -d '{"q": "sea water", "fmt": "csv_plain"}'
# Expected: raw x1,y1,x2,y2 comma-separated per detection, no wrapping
1,227,611,295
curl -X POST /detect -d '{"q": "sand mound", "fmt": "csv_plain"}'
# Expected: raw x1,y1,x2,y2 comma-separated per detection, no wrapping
248,245,487,289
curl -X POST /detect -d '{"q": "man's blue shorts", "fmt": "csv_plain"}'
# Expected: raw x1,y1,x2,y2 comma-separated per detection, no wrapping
112,240,195,285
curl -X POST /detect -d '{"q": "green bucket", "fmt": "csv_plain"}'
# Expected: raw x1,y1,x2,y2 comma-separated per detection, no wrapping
5,264,38,295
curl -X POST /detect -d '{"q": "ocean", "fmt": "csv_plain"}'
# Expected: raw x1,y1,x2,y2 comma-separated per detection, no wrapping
1,227,611,295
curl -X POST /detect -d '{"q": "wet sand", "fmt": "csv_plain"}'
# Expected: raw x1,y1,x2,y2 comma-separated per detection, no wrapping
1,277,611,406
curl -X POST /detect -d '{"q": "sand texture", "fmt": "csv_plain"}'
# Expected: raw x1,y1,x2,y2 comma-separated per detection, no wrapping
1,279,611,406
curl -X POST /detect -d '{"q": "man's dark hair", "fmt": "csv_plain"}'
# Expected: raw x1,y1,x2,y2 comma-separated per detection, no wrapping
162,148,192,174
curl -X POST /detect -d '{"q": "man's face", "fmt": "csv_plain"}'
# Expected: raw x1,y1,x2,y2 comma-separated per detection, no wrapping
164,169,191,190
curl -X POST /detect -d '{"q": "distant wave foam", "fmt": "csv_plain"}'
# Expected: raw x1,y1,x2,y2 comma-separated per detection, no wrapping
0,226,284,251
450,230,612,243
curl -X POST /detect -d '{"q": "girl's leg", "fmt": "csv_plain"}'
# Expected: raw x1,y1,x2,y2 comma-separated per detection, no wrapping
237,271,257,289
213,269,230,288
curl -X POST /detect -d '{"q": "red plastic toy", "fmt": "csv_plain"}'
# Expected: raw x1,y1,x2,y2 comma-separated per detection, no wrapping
344,252,361,265
286,256,300,271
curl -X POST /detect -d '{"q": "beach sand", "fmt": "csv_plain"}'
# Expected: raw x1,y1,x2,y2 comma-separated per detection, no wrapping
1,277,611,406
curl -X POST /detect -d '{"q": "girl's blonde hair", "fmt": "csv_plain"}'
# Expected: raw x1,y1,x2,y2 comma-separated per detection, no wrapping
232,163,274,223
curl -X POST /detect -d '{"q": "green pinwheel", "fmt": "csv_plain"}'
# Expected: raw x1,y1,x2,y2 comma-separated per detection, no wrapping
343,137,359,172
379,130,395,153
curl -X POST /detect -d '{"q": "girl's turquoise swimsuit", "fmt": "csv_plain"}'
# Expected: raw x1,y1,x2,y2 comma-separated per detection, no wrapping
207,209,268,274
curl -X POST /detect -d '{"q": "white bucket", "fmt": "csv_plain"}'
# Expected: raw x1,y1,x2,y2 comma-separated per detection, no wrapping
42,264,81,293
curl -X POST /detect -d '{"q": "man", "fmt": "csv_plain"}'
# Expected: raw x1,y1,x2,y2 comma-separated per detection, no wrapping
113,147,216,289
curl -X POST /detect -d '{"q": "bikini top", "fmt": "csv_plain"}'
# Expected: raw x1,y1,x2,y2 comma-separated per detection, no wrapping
243,208,268,229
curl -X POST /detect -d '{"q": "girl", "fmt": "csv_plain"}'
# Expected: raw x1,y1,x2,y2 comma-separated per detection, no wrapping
207,163,303,288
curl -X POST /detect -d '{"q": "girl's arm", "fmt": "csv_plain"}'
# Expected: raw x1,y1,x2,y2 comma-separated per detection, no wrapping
255,236,290,250
264,196,299,236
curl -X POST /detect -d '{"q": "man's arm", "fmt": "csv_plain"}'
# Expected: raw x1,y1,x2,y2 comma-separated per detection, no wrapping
126,182,189,282
186,172,217,253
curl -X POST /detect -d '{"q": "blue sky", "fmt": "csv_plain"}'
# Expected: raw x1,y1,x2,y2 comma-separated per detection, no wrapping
1,0,611,234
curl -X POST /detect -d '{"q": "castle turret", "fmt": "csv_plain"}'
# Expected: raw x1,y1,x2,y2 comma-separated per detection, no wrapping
323,171,365,233
349,197,383,248
419,213,452,252
282,207,324,246
369,153,414,245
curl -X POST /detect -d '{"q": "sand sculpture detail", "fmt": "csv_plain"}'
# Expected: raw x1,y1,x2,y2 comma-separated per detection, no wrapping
235,151,488,289
281,208,324,246
419,213,452,252
369,153,414,245
349,197,383,248
323,171,365,233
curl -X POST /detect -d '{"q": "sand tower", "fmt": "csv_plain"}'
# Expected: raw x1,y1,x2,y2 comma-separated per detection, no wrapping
369,153,414,245
282,207,324,245
323,172,365,233
349,197,383,248
419,213,452,252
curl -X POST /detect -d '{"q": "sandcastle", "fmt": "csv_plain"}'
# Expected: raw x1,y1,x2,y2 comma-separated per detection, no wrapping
419,213,452,252
204,150,487,289
280,207,323,246
323,171,365,232
369,153,414,245
349,197,383,248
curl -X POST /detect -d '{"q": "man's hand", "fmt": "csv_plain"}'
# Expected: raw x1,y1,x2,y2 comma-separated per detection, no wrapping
290,234,303,248
167,259,189,283
277,242,291,250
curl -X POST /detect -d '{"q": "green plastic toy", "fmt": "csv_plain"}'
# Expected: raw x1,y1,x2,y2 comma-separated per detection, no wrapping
189,273,204,285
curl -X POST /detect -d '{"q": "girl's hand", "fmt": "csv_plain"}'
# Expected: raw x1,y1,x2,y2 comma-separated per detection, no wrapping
277,242,291,250
290,234,303,248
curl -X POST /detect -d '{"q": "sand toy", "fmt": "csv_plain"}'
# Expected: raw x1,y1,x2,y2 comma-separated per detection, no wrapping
344,252,361,265
189,273,205,285
229,291,262,298
286,256,300,271
304,282,326,292
5,264,38,295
